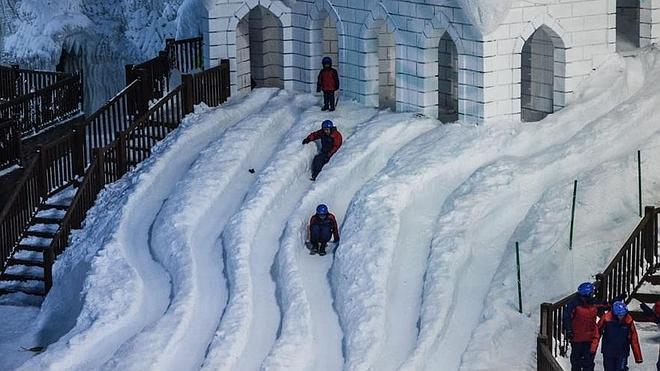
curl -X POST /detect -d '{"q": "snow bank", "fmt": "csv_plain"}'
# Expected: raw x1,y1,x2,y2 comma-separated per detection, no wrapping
17,89,276,370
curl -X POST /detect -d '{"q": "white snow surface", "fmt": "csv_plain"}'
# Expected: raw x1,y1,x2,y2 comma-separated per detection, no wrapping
3,49,660,370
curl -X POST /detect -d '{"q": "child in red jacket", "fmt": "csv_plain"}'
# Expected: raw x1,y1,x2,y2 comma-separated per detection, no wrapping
563,282,607,371
591,301,643,371
302,119,342,181
317,56,339,111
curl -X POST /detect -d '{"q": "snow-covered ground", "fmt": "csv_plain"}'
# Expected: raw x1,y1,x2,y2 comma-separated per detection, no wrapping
3,48,660,370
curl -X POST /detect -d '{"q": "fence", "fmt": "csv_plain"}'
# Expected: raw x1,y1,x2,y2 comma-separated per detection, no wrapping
83,80,145,162
0,75,83,138
0,158,41,273
183,61,230,108
0,119,21,170
0,65,66,101
537,206,659,370
34,59,231,293
166,37,204,74
126,36,205,104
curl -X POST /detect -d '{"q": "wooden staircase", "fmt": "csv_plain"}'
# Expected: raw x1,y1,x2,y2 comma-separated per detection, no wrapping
0,187,75,297
628,269,660,322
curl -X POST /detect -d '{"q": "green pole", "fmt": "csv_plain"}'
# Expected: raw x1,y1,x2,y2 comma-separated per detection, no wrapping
638,150,642,217
569,180,577,250
516,242,523,314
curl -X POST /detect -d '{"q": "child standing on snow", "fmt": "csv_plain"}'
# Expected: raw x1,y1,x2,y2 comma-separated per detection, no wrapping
563,282,606,371
307,204,340,256
302,119,342,181
317,56,339,111
591,301,643,371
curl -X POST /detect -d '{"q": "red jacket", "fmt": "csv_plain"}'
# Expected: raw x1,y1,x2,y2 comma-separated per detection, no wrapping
305,129,343,157
591,312,642,363
308,213,340,241
317,67,339,92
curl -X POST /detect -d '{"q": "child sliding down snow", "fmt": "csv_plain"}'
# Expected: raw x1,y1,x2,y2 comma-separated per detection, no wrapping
307,204,340,256
302,119,342,181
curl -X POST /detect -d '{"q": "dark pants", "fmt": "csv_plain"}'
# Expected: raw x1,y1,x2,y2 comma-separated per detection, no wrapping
323,90,335,110
603,355,628,371
570,342,595,371
310,224,332,244
311,153,329,179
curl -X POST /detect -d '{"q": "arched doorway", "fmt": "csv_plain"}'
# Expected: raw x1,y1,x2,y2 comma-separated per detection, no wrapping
309,6,341,93
376,21,396,109
235,5,284,94
616,0,640,52
521,26,565,122
438,32,458,123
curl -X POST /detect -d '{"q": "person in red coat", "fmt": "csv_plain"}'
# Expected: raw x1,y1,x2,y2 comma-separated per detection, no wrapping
563,282,607,371
591,301,643,371
302,119,342,181
307,204,339,256
317,56,339,111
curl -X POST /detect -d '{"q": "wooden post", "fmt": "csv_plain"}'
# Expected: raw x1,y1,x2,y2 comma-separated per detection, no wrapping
595,273,607,302
12,123,21,166
11,64,19,97
93,148,106,188
165,38,176,69
644,206,656,268
36,146,49,198
43,246,54,293
125,64,135,86
117,132,127,177
182,74,195,115
72,123,86,177
135,72,150,115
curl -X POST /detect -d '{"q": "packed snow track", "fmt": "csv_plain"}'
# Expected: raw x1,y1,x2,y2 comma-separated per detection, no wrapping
5,49,660,371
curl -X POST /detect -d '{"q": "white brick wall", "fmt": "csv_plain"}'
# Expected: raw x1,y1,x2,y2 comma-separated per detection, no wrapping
207,0,655,123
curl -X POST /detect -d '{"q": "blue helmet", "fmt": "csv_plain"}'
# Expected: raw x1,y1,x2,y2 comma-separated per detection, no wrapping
316,204,329,215
577,282,594,297
322,120,334,129
322,56,332,66
612,301,628,316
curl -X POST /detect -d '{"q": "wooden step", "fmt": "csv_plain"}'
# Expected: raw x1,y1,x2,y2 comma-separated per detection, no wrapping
32,216,62,225
25,230,55,239
631,292,660,303
6,258,44,268
646,275,660,285
1,273,44,282
629,311,654,322
0,286,45,297
41,204,68,211
16,244,45,252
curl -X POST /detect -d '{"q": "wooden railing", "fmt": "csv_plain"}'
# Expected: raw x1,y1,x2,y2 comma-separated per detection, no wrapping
166,36,204,74
0,158,41,272
0,65,66,101
0,75,83,137
0,119,21,170
34,59,231,293
126,54,170,102
537,206,659,370
125,36,205,103
82,80,145,162
183,60,230,108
